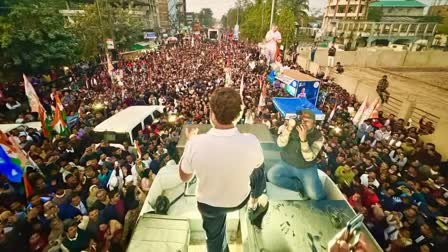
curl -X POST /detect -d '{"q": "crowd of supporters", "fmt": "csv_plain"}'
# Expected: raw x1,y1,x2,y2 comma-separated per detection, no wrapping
0,39,446,252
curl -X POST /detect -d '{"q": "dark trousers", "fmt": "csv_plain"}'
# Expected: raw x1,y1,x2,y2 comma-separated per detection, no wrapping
377,89,390,103
198,166,266,252
198,196,249,252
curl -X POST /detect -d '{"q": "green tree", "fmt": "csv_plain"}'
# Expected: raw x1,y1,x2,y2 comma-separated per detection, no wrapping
279,0,309,27
70,0,144,58
0,0,79,76
276,7,296,47
240,0,271,41
367,7,383,22
198,8,214,27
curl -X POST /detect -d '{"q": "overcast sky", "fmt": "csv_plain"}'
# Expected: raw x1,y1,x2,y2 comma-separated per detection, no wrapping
186,0,433,19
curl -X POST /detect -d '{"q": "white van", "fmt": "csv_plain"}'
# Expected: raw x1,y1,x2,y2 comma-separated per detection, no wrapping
0,122,42,133
93,105,164,144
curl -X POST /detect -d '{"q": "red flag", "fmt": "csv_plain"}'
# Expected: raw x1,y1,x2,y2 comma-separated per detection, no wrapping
23,173,33,197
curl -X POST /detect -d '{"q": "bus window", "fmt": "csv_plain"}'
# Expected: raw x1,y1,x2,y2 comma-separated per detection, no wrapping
144,114,154,126
131,123,143,142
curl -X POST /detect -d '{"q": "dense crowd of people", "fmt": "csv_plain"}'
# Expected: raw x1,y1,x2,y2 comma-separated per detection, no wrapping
0,38,447,252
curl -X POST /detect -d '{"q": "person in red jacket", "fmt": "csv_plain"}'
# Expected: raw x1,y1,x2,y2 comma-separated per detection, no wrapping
362,185,380,208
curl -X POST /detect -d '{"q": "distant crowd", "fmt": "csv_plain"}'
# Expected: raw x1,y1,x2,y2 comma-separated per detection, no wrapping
0,38,447,252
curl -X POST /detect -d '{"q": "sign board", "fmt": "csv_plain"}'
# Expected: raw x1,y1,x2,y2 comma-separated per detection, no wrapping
276,73,320,105
106,39,114,49
144,32,157,39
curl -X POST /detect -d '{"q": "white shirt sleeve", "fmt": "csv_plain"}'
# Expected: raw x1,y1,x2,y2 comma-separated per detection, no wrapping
360,174,369,187
180,140,194,174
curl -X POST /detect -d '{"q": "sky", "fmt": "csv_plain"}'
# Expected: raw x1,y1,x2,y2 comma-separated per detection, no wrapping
186,0,434,20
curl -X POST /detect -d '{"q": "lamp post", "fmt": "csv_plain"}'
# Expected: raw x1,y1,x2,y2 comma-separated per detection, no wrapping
269,0,275,29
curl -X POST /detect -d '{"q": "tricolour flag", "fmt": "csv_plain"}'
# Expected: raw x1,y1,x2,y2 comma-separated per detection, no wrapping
352,96,369,126
51,94,69,136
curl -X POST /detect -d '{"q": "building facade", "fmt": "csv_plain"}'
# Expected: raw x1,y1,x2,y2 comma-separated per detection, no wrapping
369,0,426,17
168,0,185,34
185,12,195,27
60,0,158,30
157,0,170,31
323,0,372,33
429,4,448,21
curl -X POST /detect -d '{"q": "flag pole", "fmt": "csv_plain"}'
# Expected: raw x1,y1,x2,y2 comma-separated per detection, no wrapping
270,0,276,29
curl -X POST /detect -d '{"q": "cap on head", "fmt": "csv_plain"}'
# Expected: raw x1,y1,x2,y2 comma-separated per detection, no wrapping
298,109,316,122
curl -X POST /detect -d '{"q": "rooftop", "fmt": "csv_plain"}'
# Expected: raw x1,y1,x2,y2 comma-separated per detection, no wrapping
370,0,426,8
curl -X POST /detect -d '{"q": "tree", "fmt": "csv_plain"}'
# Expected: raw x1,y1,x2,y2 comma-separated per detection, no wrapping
276,7,296,47
240,0,271,42
198,8,214,28
70,0,144,58
367,7,383,22
0,0,80,76
279,0,309,27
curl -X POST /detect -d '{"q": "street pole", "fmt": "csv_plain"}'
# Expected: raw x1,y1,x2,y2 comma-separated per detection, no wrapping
237,0,239,26
270,0,275,29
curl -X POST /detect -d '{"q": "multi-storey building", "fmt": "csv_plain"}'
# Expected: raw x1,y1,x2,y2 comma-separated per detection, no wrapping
168,0,185,34
369,0,426,17
156,0,170,31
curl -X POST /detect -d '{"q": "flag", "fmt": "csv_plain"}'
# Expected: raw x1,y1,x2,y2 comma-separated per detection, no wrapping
352,96,369,126
51,94,69,136
134,140,142,159
359,97,380,126
23,74,50,137
23,74,40,112
38,105,50,137
327,104,337,123
0,146,23,183
107,52,114,79
0,131,27,183
258,81,267,108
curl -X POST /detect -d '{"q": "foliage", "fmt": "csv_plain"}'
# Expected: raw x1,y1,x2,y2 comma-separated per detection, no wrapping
419,15,443,23
276,7,296,46
0,0,80,75
367,7,383,22
240,0,271,42
71,0,144,58
197,8,214,28
279,0,309,26
229,0,307,45
436,24,448,34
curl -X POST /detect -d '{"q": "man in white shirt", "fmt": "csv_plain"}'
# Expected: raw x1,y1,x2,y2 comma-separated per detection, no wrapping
179,88,265,252
264,24,281,63
375,126,388,142
360,171,380,189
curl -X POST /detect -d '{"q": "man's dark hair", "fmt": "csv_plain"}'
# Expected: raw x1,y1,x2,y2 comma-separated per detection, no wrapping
209,87,242,125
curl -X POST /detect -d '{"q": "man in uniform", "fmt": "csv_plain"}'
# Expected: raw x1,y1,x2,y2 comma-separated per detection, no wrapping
377,75,390,104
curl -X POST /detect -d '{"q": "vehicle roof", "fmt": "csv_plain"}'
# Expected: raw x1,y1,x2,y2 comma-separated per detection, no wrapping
94,106,164,133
